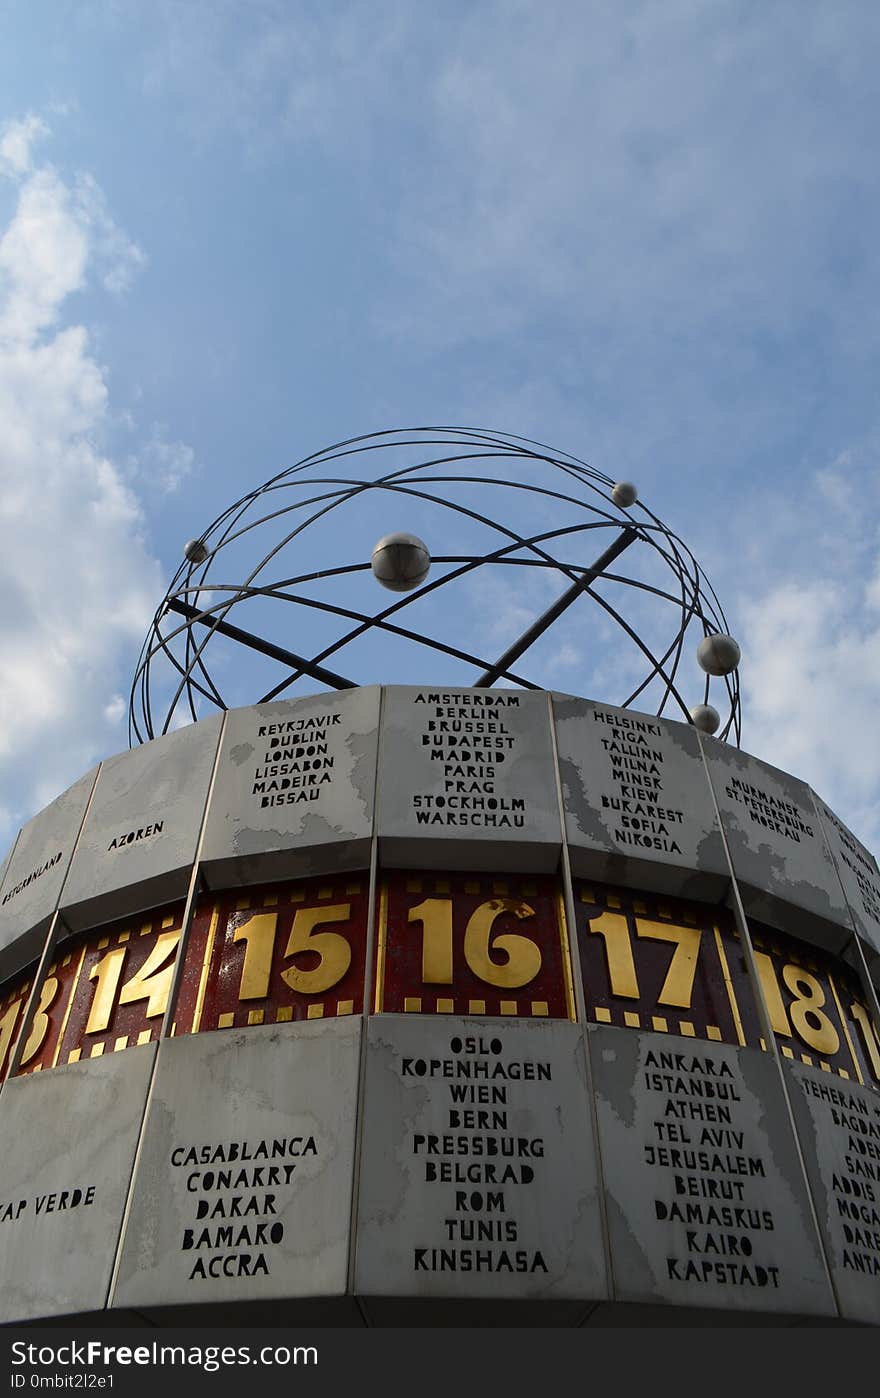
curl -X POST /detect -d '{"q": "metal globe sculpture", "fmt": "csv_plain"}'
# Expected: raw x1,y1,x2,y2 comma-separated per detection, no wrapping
129,427,741,746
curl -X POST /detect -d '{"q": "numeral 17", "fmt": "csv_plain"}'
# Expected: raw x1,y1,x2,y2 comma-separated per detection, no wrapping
587,910,702,1009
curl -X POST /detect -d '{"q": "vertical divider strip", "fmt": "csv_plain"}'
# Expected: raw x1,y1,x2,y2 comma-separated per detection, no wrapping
348,685,385,1324
546,692,614,1309
105,711,229,1310
696,729,841,1315
808,788,880,1067
849,933,880,1054
3,763,102,1088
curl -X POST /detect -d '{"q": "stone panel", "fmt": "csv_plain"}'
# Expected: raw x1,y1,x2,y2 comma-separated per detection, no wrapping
702,742,852,952
112,1016,360,1310
0,838,17,908
786,1061,880,1324
589,1024,835,1317
0,1043,155,1321
60,718,222,932
355,1014,607,1316
199,689,379,888
811,792,880,959
553,694,728,900
0,768,98,978
377,687,562,871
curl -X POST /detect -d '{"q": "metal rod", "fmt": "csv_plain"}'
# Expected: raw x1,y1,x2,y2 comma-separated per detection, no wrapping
695,730,841,1310
473,526,639,687
166,598,356,692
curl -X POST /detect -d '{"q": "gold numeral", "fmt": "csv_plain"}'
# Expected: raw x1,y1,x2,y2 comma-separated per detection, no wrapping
281,904,352,995
233,905,353,1002
20,977,59,1065
86,929,181,1036
635,918,702,1008
850,1001,880,1080
754,952,841,1056
408,900,454,983
753,951,792,1037
86,949,127,1035
588,910,702,1008
588,911,639,999
234,913,277,1000
118,929,181,1020
0,998,22,1075
463,899,540,989
407,897,541,990
780,964,839,1056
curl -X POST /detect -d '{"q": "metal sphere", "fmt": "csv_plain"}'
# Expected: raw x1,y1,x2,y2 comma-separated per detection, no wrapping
697,633,741,677
184,538,209,565
690,704,721,735
370,533,431,592
611,481,638,508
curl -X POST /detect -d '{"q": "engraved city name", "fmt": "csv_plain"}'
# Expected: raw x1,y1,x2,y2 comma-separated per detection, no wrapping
0,1184,96,1223
639,1047,784,1292
725,778,813,843
411,692,527,830
796,1072,880,1284
171,1134,319,1281
406,1034,551,1275
252,713,340,805
1,852,62,905
815,799,880,935
107,822,164,851
357,1018,602,1300
589,708,687,855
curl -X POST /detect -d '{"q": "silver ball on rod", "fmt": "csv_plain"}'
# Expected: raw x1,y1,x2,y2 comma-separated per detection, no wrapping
611,481,638,508
370,532,431,592
696,633,741,676
690,703,721,735
184,538,209,565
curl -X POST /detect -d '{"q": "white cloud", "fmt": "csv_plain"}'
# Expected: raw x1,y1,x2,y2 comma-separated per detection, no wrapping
130,429,195,494
0,114,49,176
0,168,90,342
815,452,858,521
547,642,580,671
72,172,146,294
103,696,127,724
0,117,165,845
734,450,880,851
0,153,145,344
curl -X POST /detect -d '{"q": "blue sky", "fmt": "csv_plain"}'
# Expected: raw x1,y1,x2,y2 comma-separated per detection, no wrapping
0,1,878,853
